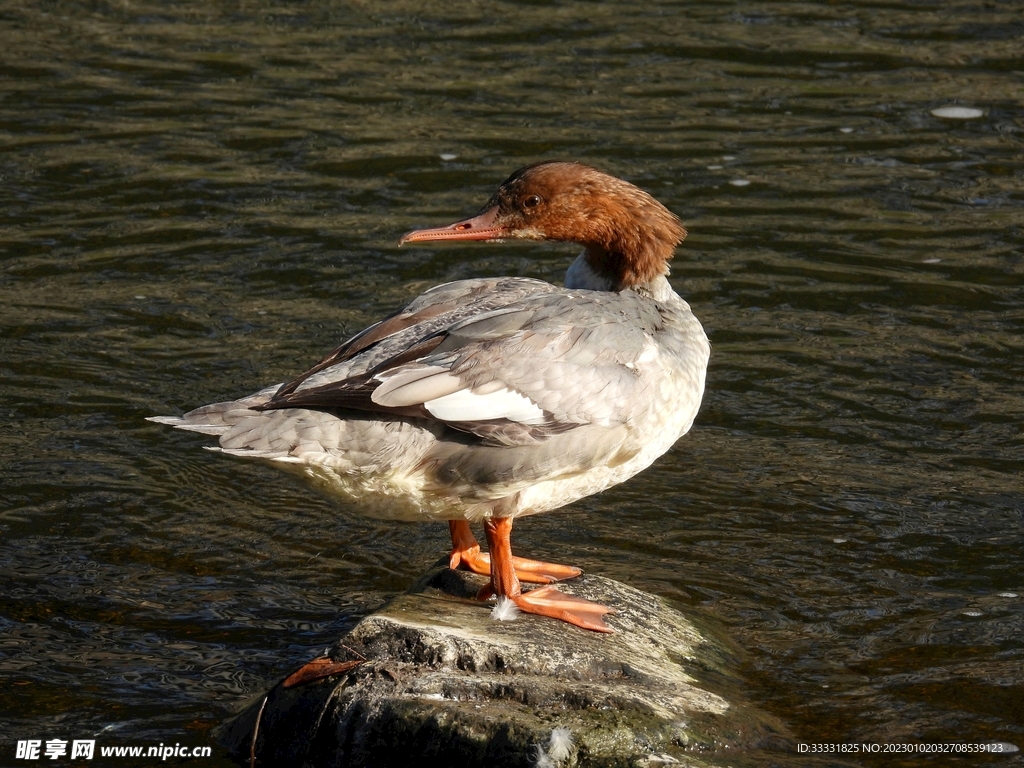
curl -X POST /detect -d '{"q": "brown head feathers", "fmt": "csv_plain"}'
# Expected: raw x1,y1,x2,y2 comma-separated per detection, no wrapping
483,161,687,291
399,161,687,292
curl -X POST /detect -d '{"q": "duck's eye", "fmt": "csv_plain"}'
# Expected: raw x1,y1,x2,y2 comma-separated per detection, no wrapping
522,194,542,210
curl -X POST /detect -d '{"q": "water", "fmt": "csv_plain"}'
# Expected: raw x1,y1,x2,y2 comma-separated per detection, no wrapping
2,1,1023,765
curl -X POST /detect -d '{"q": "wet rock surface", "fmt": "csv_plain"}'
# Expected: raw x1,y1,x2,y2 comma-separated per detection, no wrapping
215,566,792,767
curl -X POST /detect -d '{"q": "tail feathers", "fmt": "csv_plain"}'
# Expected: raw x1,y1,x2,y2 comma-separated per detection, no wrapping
210,446,303,462
147,385,282,435
147,415,186,427
146,416,227,435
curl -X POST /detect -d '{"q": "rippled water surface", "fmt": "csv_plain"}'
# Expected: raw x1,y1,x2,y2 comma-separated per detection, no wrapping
2,1,1023,765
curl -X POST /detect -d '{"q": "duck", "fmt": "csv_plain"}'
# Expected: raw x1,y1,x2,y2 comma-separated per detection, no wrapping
150,161,710,633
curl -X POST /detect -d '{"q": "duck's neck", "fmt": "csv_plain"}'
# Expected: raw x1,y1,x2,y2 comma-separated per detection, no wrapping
569,244,671,292
564,250,674,299
565,251,616,291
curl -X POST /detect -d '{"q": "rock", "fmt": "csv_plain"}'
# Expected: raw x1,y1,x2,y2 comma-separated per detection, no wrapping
215,565,791,767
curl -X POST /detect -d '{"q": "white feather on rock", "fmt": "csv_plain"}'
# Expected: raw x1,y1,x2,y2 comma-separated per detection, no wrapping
533,745,555,768
548,727,573,762
490,597,521,622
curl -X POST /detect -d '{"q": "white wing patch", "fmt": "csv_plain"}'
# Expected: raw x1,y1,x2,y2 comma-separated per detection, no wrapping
371,366,461,406
372,366,546,425
424,385,546,424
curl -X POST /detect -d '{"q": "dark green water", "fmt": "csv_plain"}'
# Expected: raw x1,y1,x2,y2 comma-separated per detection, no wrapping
2,1,1022,765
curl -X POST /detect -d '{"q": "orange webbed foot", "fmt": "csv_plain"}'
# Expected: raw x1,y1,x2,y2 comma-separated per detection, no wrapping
509,555,582,583
456,551,581,584
449,520,581,583
510,584,614,633
469,517,613,633
448,538,489,575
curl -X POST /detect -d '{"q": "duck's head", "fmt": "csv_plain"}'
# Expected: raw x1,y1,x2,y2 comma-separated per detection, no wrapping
400,161,686,291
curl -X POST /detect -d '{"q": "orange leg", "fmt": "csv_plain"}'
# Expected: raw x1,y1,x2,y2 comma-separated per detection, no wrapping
448,520,582,584
448,520,488,573
483,517,613,633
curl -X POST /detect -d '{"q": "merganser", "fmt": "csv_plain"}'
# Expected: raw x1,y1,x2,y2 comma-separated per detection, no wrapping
150,161,709,633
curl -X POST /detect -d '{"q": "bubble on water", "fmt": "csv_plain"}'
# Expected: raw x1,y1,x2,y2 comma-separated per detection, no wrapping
962,610,983,617
439,153,458,161
998,592,1018,598
839,127,854,133
729,179,751,187
707,164,723,170
931,106,983,119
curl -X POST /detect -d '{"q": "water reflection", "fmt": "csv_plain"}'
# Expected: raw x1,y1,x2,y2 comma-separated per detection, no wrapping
2,0,1023,765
